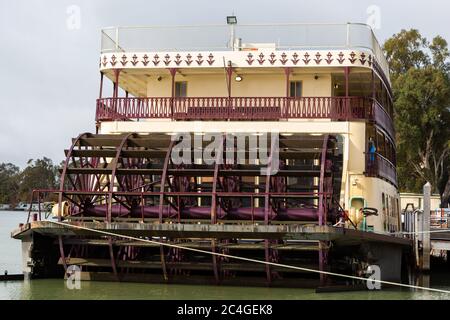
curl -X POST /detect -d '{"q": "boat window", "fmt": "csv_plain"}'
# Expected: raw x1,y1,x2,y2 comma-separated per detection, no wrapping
386,194,390,217
382,193,387,231
374,74,393,118
395,198,400,230
175,81,188,97
366,125,396,165
376,131,386,157
289,81,303,97
389,196,393,217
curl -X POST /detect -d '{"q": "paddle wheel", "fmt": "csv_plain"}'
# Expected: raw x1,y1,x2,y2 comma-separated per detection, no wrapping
52,132,344,285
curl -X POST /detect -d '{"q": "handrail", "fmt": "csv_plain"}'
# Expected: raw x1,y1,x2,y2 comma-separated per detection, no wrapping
365,152,397,186
26,189,332,223
100,23,389,80
96,96,394,135
431,209,450,229
371,99,395,140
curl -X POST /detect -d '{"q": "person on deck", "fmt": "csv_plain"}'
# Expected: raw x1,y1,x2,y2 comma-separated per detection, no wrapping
368,137,376,168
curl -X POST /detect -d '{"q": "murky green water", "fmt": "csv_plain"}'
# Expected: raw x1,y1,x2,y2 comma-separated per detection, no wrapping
1,211,449,300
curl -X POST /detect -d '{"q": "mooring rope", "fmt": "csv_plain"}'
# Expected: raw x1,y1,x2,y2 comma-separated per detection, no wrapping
393,229,450,236
50,220,450,295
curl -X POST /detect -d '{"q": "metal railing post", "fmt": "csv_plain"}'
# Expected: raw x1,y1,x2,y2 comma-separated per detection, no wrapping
346,23,351,48
115,27,119,51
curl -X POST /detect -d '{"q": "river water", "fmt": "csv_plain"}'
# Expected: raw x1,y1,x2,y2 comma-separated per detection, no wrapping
1,211,449,300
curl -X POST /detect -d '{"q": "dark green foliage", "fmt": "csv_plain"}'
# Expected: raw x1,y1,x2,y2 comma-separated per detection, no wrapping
0,163,20,204
0,158,60,205
17,158,59,201
384,29,450,201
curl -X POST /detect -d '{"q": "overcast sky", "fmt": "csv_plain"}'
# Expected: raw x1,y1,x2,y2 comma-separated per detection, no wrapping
0,0,448,168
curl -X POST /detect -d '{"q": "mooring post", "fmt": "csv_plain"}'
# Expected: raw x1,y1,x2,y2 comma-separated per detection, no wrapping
422,182,431,271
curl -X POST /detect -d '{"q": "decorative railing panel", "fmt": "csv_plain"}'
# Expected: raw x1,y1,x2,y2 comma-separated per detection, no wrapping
365,153,397,186
96,96,395,139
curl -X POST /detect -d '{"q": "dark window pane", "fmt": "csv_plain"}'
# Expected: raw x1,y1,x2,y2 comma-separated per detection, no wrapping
175,82,187,97
296,82,302,96
290,81,302,97
290,82,296,97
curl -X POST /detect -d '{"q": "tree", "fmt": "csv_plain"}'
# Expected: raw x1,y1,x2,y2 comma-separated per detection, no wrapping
18,158,59,202
394,67,450,193
0,163,20,204
383,29,429,77
383,30,450,201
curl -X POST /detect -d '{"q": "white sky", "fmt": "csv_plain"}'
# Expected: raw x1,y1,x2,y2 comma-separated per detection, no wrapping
0,0,448,167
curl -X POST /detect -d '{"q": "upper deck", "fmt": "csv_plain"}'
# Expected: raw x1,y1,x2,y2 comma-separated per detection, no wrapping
97,23,394,144
100,23,390,83
96,23,397,188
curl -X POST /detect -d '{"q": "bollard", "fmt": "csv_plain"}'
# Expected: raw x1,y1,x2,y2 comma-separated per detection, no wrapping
32,213,38,222
422,182,431,271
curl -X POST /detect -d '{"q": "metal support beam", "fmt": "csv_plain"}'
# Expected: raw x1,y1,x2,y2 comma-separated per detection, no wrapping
264,137,278,225
99,72,104,99
159,245,168,282
108,133,134,223
58,133,89,222
264,136,278,284
344,67,350,98
264,240,272,284
284,67,292,118
226,65,233,98
159,139,176,223
169,68,178,119
98,72,104,132
211,135,225,284
58,236,67,272
158,137,176,283
113,69,121,98
371,70,376,100
319,241,329,286
211,135,225,224
318,135,330,226
211,239,220,284
344,67,350,120
108,237,119,280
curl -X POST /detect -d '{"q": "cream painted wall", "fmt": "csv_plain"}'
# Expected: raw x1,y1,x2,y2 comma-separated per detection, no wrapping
345,121,400,233
146,73,332,97
291,74,332,97
348,175,400,233
232,74,284,97
347,122,366,174
146,77,172,97
400,194,441,211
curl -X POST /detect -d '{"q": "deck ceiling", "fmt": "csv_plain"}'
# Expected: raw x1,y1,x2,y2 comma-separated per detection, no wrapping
102,67,372,98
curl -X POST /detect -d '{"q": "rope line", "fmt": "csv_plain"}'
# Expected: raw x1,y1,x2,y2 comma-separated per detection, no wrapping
393,229,450,236
50,220,450,295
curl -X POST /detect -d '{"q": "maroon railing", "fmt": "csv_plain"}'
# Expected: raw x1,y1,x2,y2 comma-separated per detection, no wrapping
172,97,286,120
96,97,173,120
366,153,397,186
371,99,395,139
96,96,394,138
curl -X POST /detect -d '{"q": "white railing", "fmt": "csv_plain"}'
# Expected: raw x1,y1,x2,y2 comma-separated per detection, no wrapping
431,209,450,229
100,23,389,78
